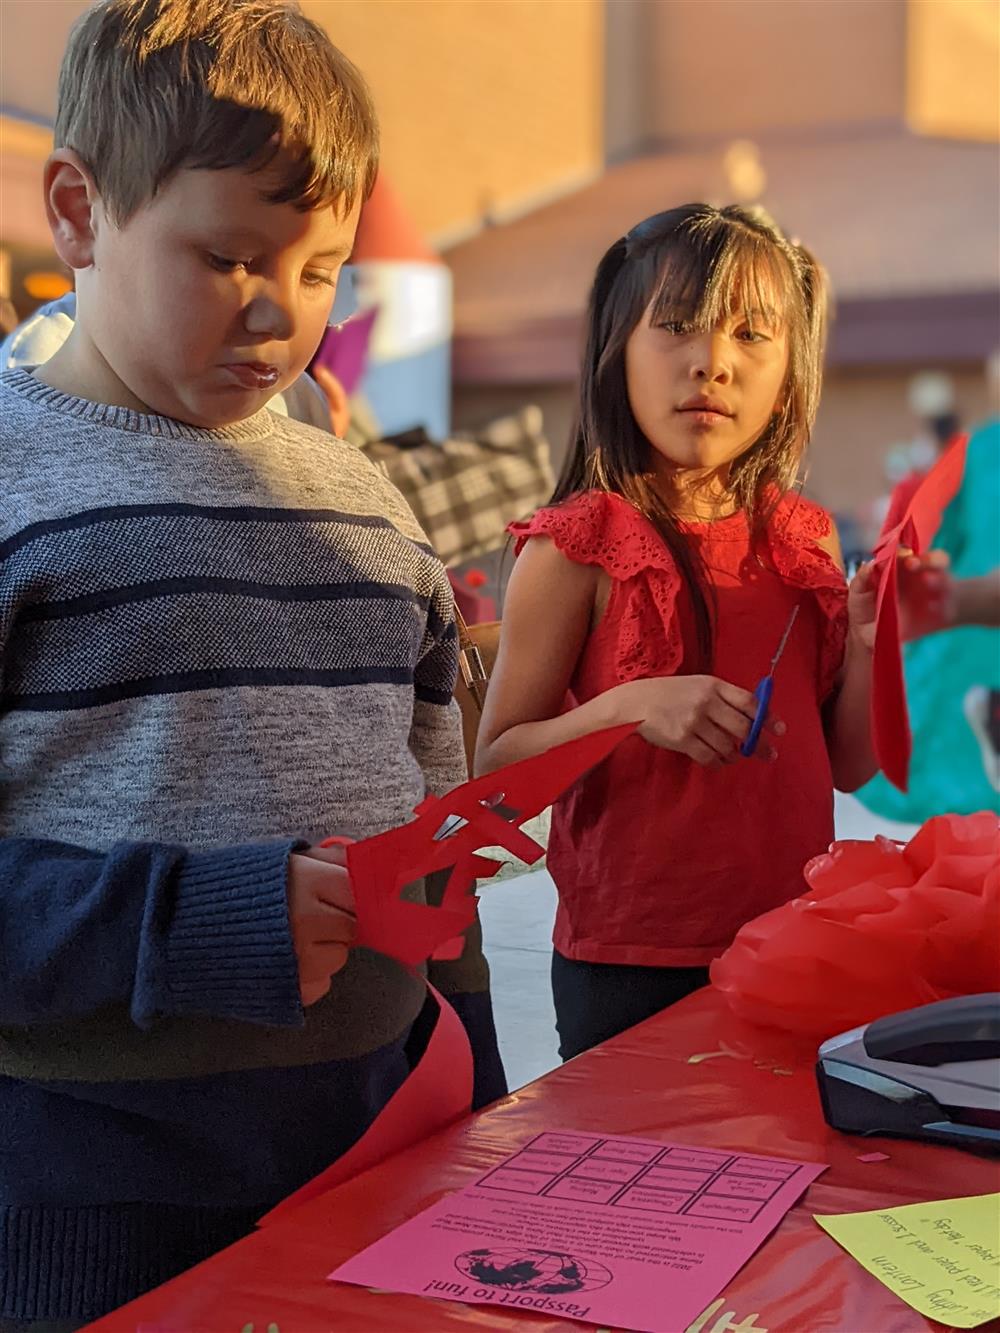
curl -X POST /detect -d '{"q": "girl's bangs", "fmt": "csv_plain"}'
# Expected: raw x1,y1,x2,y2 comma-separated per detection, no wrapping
648,223,794,333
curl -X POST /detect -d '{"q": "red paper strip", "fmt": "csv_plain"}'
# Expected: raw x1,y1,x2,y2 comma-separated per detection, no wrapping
871,435,968,790
258,984,472,1226
345,722,637,967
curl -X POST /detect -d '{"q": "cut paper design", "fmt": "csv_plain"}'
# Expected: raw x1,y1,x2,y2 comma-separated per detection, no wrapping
872,434,968,790
257,727,636,1226
339,723,636,968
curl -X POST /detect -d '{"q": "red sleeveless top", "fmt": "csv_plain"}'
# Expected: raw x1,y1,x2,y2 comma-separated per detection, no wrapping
510,490,848,967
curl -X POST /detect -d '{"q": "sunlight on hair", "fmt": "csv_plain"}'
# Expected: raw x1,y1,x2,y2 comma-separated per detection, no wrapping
55,0,379,224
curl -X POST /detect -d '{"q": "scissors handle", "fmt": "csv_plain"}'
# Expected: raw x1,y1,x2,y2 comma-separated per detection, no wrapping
740,675,773,758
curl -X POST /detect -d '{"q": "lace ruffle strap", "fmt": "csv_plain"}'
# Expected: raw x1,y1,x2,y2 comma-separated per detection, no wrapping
509,492,685,682
766,495,849,700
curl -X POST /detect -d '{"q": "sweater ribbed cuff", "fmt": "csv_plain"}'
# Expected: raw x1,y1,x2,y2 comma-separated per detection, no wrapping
156,841,302,1028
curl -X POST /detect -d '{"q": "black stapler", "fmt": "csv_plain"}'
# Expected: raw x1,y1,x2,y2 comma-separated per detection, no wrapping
817,993,1000,1154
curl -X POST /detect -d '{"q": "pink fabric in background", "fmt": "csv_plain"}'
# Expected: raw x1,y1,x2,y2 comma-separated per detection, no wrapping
312,306,379,394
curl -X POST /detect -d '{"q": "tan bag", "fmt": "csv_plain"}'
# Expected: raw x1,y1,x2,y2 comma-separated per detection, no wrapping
453,610,500,776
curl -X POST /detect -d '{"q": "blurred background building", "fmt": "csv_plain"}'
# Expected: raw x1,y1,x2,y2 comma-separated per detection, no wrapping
2,0,998,542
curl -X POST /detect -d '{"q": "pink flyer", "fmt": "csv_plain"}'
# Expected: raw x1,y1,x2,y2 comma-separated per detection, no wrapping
329,1131,827,1332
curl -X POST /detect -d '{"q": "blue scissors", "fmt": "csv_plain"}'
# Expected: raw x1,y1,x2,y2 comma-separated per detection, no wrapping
740,604,800,758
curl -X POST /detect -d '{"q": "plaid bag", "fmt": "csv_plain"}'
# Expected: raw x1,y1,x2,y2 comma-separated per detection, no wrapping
361,405,553,567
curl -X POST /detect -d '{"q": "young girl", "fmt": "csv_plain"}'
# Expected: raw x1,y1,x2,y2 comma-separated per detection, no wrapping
475,203,881,1061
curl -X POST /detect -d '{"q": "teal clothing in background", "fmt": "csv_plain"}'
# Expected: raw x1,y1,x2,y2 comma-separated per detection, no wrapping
856,419,1000,822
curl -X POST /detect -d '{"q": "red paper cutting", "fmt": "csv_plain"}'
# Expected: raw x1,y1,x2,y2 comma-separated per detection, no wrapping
871,435,967,790
340,723,637,968
256,725,637,1224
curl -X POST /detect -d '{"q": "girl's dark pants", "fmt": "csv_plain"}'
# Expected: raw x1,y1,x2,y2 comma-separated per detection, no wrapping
551,951,710,1061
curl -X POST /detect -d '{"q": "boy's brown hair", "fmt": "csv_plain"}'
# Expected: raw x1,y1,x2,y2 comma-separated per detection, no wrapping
54,0,379,225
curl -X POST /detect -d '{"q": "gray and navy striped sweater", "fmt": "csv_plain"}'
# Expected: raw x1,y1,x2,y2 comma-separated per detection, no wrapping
0,368,504,1323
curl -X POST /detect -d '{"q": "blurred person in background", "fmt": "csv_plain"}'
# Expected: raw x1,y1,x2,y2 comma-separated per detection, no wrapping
856,409,1000,818
883,371,967,531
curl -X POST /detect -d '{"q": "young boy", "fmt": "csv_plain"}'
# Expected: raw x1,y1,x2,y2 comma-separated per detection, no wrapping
0,2,504,1326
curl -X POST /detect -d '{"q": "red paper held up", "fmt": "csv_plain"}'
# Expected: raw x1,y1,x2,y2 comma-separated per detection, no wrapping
871,435,968,791
342,723,637,968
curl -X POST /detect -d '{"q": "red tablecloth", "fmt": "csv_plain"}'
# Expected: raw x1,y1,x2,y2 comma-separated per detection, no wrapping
85,988,1000,1333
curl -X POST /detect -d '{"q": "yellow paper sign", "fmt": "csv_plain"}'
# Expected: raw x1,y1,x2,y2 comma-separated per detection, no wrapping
816,1192,1000,1329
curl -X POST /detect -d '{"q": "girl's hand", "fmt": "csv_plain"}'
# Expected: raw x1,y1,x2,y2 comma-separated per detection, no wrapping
287,844,356,1007
611,675,784,766
847,560,877,651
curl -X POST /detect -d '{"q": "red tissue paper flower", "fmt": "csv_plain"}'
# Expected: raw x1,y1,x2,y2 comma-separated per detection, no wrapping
710,811,999,1041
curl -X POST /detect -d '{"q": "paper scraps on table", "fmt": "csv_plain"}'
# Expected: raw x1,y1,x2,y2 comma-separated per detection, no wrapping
684,1045,794,1076
871,434,968,791
329,1130,827,1333
816,1192,1000,1328
686,1042,752,1065
856,1151,891,1164
339,723,636,967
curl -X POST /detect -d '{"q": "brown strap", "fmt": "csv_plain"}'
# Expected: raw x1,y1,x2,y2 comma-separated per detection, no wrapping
454,606,490,714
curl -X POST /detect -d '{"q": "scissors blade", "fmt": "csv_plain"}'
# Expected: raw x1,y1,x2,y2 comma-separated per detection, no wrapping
433,793,516,842
769,604,800,671
434,813,467,841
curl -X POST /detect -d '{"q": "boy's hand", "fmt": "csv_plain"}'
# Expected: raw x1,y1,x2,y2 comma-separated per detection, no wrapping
287,845,356,1007
611,675,783,766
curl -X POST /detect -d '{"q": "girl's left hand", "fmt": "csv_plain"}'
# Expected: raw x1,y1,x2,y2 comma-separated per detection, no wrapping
846,560,879,651
847,549,954,651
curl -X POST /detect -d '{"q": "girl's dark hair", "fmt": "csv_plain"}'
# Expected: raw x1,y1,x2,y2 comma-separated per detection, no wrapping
553,202,827,666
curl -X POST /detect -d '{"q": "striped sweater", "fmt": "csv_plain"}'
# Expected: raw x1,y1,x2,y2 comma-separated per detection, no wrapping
0,369,504,1323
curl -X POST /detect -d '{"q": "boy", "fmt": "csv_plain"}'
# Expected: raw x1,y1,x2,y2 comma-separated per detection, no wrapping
0,2,504,1327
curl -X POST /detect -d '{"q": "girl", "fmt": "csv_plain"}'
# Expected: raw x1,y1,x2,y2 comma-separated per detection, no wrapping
475,203,881,1061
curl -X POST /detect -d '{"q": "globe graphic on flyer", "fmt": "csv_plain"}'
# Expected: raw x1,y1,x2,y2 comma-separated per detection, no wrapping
455,1248,612,1294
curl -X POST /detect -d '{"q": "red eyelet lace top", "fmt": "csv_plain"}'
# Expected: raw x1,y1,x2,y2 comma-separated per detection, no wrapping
509,488,849,967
